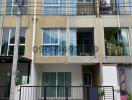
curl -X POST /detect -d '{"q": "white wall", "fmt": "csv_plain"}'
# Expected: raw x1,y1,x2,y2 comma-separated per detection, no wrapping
101,65,120,100
102,65,118,86
18,64,83,100
39,64,83,86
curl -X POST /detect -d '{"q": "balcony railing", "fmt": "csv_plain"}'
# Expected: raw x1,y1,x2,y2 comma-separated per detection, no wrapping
0,2,132,16
70,44,95,56
0,86,10,100
19,86,115,100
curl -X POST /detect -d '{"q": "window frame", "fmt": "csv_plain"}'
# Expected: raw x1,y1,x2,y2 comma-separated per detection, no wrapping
0,28,26,56
6,0,28,15
42,72,71,97
43,29,60,46
42,28,66,56
43,0,61,15
0,0,2,15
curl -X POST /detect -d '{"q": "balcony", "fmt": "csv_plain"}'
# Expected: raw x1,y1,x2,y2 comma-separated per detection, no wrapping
19,86,115,100
70,28,95,56
77,3,95,15
99,0,118,15
104,28,130,56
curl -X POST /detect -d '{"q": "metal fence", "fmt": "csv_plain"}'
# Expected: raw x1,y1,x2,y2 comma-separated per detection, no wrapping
0,2,132,16
19,86,115,100
0,86,10,100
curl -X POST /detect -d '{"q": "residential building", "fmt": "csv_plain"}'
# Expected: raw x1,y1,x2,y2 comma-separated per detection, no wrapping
0,0,132,100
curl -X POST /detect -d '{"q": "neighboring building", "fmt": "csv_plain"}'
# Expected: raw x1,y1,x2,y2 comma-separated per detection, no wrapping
0,0,132,100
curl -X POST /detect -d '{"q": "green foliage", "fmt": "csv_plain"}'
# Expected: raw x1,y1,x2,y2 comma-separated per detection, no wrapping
98,90,105,97
106,43,123,56
105,28,123,56
127,93,132,100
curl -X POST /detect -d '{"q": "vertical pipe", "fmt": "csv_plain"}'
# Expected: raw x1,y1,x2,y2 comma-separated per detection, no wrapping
30,0,37,85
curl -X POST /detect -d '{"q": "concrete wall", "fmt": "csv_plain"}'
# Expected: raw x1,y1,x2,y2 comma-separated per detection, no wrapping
101,64,120,100
38,64,83,86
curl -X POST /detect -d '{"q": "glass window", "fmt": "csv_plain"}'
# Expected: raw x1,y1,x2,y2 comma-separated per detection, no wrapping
105,28,130,56
1,28,10,56
6,0,28,15
0,28,26,56
118,28,130,56
70,29,77,55
117,0,125,15
43,0,66,15
129,0,132,14
0,0,2,15
42,72,71,97
42,29,66,56
20,28,26,44
70,0,76,15
10,28,15,44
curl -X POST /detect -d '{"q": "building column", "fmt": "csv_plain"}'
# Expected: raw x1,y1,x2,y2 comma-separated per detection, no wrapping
101,64,120,100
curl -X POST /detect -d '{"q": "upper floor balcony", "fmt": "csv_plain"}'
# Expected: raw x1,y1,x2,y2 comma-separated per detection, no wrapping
0,0,132,16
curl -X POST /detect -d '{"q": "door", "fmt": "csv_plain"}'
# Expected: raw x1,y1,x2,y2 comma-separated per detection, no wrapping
83,72,92,100
83,72,99,100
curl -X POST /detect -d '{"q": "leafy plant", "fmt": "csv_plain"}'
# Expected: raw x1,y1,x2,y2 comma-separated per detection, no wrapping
106,42,123,56
127,93,132,100
98,90,105,97
105,28,124,56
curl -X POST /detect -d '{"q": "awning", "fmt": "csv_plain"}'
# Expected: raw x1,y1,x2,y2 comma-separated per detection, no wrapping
0,56,31,63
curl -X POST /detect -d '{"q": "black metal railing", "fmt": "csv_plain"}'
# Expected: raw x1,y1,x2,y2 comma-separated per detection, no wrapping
70,44,95,56
19,86,115,100
0,2,132,16
0,86,10,100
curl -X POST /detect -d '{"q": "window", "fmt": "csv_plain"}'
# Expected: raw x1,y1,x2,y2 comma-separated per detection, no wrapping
0,28,26,56
105,28,130,56
129,0,132,14
117,0,125,15
118,28,130,56
0,0,2,15
43,0,66,15
42,29,66,56
70,0,76,15
42,72,71,97
6,0,28,15
70,29,77,55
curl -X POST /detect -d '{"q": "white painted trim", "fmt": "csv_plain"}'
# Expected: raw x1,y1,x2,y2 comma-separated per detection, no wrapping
0,29,3,55
7,29,11,56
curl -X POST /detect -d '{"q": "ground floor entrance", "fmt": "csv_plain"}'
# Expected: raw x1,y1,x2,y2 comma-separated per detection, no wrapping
19,64,115,100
